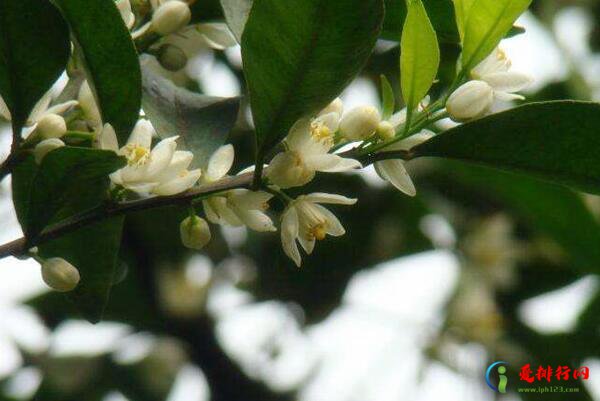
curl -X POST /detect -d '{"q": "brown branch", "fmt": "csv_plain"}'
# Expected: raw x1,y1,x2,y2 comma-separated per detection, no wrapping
0,172,255,259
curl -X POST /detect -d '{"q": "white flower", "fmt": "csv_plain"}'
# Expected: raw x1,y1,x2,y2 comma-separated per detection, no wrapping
373,108,434,196
99,120,202,196
41,258,80,292
36,113,67,139
152,0,191,36
447,47,533,121
180,215,212,250
34,138,65,164
281,193,356,267
339,106,381,141
266,110,362,188
116,0,135,30
202,145,276,232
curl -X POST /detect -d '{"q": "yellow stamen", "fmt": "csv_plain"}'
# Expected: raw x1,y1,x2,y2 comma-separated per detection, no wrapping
122,144,150,167
308,223,327,241
310,121,333,143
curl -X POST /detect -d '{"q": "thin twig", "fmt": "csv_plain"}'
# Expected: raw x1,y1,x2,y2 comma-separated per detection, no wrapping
0,172,255,259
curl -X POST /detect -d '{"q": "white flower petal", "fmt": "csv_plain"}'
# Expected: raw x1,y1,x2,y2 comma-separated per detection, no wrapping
234,208,276,232
209,196,243,226
302,193,357,206
27,90,53,125
45,100,78,117
484,71,533,93
494,91,525,102
152,168,201,196
0,95,11,120
388,109,408,130
123,182,159,196
127,120,154,148
229,189,272,210
154,150,193,182
298,234,315,255
196,23,237,49
307,154,362,173
286,118,312,151
281,207,301,267
98,123,119,152
314,204,346,237
145,136,178,178
316,112,341,133
206,144,234,181
203,199,220,224
375,160,416,196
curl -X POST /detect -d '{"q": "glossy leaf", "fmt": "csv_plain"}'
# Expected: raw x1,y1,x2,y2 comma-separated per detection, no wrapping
380,75,395,121
400,0,440,113
221,0,253,43
242,0,384,158
453,0,475,41
25,147,125,238
461,0,531,70
53,0,141,143
412,101,600,195
0,0,70,132
141,59,240,169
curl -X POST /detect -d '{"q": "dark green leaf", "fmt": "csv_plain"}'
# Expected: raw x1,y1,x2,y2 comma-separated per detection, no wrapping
380,75,395,121
242,0,384,157
412,101,600,195
53,0,141,143
25,147,125,238
141,58,240,169
446,162,600,274
0,0,70,132
221,0,253,43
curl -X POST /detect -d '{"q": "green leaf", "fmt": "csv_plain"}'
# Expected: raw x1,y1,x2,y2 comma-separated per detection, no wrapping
453,0,475,41
412,101,600,195
461,0,531,71
380,75,395,121
0,0,70,132
220,0,253,43
382,0,458,44
25,147,125,238
141,59,241,169
242,0,384,158
400,0,440,114
53,0,141,143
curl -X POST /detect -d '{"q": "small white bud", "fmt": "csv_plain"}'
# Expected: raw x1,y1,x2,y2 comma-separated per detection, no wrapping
78,81,102,127
339,106,381,141
41,257,80,292
180,216,212,250
37,113,67,139
446,80,494,121
34,138,65,164
152,0,191,36
266,151,314,189
157,44,188,71
319,98,344,117
376,121,395,141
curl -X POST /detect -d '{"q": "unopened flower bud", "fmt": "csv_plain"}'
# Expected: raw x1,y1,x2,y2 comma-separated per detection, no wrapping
78,81,102,127
446,80,494,121
339,106,381,141
376,121,395,141
157,44,188,71
41,257,80,292
319,98,344,117
34,138,65,164
152,0,191,36
266,151,314,189
180,216,211,250
37,113,67,139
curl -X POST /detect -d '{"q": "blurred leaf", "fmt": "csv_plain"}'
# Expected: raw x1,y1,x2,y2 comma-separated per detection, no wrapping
221,0,253,43
413,101,600,195
24,147,125,238
0,0,70,132
383,0,458,43
39,216,124,323
400,0,440,114
380,75,395,120
453,0,475,41
54,0,141,142
461,0,531,70
242,0,384,158
141,58,240,168
447,162,600,274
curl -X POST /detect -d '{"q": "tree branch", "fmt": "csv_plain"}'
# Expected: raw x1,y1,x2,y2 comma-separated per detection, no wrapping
0,172,255,259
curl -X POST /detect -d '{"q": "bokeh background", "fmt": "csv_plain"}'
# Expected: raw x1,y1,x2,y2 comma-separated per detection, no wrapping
1,0,600,400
